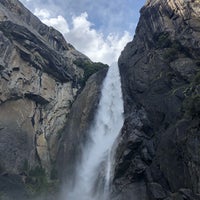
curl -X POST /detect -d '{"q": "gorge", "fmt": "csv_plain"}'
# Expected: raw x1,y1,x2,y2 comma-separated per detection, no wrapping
0,0,200,200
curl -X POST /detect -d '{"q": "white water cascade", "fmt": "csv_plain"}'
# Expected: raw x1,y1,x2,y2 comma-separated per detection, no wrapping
65,62,124,200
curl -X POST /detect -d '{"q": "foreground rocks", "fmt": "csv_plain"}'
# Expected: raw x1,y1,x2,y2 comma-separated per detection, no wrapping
113,0,200,199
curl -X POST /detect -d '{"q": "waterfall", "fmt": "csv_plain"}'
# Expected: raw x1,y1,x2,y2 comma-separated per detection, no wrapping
64,62,124,200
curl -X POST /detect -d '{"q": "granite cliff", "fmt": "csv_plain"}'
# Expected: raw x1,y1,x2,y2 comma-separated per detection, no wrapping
0,0,107,199
113,0,200,200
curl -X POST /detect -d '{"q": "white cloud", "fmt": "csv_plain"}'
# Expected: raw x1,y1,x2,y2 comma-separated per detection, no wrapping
34,8,50,19
34,9,132,65
43,16,70,34
34,9,69,34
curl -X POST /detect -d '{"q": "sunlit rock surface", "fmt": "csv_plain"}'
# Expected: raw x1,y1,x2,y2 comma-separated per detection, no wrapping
0,0,107,199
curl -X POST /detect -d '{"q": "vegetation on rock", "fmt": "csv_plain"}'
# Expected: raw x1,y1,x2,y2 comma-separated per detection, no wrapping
74,59,108,85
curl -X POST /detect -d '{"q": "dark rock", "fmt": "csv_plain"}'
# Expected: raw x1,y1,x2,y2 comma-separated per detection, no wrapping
0,174,28,200
114,0,200,199
148,182,166,200
132,156,147,175
24,93,50,105
179,188,199,200
111,181,148,200
127,131,143,150
141,147,153,163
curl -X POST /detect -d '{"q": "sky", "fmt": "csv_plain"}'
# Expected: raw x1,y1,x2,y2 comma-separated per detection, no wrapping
20,0,146,65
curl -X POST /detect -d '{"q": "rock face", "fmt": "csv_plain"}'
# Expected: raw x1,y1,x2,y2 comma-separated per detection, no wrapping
113,0,200,200
0,0,107,198
57,69,107,181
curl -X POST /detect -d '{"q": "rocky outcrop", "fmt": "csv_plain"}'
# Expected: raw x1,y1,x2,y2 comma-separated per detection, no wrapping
0,0,84,174
57,69,107,182
113,0,200,200
0,0,107,199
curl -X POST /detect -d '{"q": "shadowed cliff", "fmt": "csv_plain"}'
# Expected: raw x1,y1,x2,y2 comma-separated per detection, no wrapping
113,0,200,199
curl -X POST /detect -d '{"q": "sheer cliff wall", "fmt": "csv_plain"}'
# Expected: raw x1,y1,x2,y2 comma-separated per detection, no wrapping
113,0,200,199
0,0,107,199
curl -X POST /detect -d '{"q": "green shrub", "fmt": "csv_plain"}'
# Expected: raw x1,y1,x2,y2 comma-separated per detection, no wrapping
24,165,59,198
26,166,48,194
0,192,8,200
74,59,108,85
28,166,45,177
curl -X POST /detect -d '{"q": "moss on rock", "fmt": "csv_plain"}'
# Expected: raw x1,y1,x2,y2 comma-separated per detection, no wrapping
74,59,108,86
